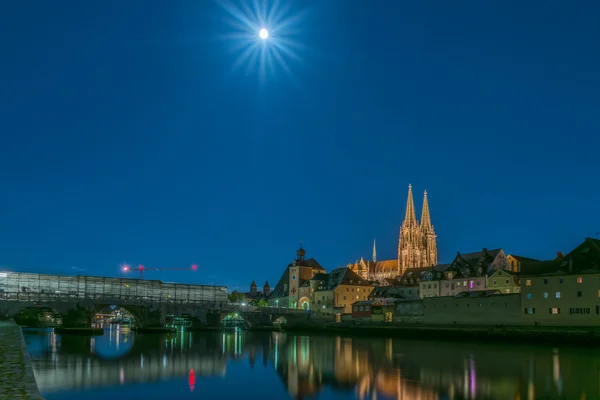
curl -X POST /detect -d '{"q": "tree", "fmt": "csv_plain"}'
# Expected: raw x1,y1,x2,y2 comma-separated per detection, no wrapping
228,291,246,304
254,298,269,308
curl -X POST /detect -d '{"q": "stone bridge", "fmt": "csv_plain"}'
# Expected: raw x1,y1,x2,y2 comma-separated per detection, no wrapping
220,305,312,328
0,271,320,328
0,270,232,327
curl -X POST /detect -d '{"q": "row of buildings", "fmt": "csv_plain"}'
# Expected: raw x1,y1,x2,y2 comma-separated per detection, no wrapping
237,185,600,327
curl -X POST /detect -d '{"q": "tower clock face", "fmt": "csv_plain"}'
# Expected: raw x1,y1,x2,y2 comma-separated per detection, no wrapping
292,274,297,281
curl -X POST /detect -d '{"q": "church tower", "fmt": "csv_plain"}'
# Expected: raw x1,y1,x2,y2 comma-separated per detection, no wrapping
398,184,423,275
420,190,438,267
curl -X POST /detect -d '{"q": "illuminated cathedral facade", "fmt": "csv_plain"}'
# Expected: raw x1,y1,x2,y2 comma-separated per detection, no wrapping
349,184,438,282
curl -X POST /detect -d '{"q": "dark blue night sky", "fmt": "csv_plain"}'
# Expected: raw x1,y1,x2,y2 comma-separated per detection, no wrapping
1,1,599,290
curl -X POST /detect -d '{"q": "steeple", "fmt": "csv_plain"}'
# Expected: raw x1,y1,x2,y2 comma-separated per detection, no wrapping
420,190,432,231
404,184,418,227
420,189,438,267
398,183,423,275
296,241,306,260
373,239,377,263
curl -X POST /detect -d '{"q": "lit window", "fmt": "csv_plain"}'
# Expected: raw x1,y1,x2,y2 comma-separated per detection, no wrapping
525,307,535,314
469,281,474,289
543,292,548,299
598,290,600,298
526,280,532,286
526,293,532,299
577,277,583,284
556,292,561,299
550,307,560,315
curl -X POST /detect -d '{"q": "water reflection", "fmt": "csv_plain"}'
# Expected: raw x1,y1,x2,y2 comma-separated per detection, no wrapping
23,328,600,400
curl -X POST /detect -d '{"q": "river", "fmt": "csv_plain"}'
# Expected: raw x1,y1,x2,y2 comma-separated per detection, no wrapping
21,325,599,399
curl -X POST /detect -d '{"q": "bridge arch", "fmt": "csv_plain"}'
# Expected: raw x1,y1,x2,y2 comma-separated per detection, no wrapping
221,312,250,328
5,303,62,326
93,304,144,328
297,297,310,310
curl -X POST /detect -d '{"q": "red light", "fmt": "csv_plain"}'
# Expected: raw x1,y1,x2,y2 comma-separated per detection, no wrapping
138,265,144,270
189,369,195,392
191,264,198,271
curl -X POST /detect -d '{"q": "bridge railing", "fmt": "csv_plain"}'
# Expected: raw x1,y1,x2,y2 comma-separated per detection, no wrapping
0,271,229,305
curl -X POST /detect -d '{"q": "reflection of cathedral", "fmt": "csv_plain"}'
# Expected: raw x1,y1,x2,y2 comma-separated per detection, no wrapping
350,184,438,282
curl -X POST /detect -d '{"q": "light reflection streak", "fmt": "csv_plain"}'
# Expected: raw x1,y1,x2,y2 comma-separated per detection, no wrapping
553,348,562,395
469,356,476,399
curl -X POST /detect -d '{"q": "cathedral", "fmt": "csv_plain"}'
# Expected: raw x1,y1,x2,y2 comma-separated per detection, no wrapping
349,184,438,282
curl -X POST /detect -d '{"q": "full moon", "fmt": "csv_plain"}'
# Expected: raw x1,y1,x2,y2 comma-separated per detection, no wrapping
259,28,269,40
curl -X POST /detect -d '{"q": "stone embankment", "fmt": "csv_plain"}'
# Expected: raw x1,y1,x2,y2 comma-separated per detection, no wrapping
0,321,44,399
282,322,600,346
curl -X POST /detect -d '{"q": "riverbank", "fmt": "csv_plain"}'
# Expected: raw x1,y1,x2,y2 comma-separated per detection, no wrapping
0,321,44,399
281,323,600,346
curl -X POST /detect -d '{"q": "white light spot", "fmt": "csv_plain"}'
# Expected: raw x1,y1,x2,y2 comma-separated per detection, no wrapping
259,28,269,40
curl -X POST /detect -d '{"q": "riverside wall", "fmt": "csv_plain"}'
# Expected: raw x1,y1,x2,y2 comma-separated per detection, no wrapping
0,320,44,399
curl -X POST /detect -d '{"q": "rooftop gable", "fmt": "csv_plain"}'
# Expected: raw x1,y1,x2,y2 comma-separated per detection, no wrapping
521,238,600,277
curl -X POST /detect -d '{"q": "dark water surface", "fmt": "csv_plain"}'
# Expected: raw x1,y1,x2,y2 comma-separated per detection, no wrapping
22,325,600,399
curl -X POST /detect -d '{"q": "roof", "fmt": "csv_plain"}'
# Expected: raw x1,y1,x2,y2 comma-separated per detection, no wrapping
352,300,383,307
449,248,504,278
369,285,404,298
312,267,373,292
433,263,452,272
291,257,326,270
521,238,600,277
398,267,433,285
488,268,517,277
375,259,398,273
508,255,540,263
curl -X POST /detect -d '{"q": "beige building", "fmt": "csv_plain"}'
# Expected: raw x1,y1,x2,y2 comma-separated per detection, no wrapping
487,269,520,294
521,237,600,326
422,292,522,325
311,267,374,316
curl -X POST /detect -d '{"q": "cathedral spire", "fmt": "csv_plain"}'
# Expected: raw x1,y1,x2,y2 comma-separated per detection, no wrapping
403,184,418,227
420,190,438,267
421,190,433,231
373,239,377,263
